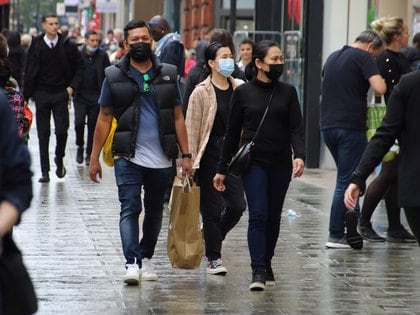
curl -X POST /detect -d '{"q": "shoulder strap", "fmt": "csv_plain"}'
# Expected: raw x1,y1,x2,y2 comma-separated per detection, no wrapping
251,87,275,143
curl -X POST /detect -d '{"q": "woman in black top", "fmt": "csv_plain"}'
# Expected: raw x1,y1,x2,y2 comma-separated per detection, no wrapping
359,17,415,243
213,40,305,291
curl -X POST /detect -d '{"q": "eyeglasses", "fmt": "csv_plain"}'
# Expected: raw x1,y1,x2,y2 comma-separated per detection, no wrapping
143,73,150,93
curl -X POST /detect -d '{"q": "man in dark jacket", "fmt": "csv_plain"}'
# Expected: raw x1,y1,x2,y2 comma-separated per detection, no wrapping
89,19,192,285
149,15,185,77
23,14,84,183
345,71,420,245
0,90,36,314
74,30,110,165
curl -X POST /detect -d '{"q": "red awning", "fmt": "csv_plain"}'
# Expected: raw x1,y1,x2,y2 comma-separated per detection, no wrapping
0,0,10,4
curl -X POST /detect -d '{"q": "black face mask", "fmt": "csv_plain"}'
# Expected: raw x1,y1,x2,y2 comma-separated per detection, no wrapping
265,64,284,81
129,42,152,62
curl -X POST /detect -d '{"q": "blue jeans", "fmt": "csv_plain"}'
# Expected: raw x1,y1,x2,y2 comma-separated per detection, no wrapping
242,164,291,271
114,158,172,265
321,128,367,238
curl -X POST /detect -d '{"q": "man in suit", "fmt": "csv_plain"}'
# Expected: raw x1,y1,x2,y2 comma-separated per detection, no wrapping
24,14,84,182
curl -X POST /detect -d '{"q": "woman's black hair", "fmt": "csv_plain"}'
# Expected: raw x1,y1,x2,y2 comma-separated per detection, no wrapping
202,41,225,78
244,40,279,81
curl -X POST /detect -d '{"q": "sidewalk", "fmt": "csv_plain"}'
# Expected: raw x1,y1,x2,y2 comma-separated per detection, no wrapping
13,115,420,314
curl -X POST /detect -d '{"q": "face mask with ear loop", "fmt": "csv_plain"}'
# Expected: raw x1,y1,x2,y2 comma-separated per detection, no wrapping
264,64,284,80
217,58,235,77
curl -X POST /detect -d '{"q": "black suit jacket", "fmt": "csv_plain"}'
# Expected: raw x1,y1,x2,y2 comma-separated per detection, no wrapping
352,71,420,207
23,33,84,99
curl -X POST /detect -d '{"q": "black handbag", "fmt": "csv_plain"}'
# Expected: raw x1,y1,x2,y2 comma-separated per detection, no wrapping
227,141,253,177
227,91,274,177
0,235,38,315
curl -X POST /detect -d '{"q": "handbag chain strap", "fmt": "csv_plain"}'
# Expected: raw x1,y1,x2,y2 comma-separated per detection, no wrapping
250,89,275,145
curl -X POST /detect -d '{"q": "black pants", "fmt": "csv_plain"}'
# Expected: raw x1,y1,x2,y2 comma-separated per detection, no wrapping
34,89,69,173
197,143,246,261
74,98,99,158
404,208,420,246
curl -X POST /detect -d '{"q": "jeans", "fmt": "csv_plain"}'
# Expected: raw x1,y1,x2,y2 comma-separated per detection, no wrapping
74,98,99,158
242,164,291,270
321,128,367,238
114,158,172,265
197,151,246,261
34,89,69,173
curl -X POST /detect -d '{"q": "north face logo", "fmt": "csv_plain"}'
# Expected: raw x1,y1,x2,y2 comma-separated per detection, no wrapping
162,76,171,81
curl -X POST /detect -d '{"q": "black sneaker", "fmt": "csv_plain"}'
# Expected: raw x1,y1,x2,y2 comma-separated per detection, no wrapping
76,147,83,164
38,173,50,183
265,265,275,286
206,259,227,275
345,211,363,250
358,223,385,242
386,226,417,243
249,269,265,291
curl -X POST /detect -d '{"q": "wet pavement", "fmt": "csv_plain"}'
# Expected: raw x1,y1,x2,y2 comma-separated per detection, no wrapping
13,111,420,315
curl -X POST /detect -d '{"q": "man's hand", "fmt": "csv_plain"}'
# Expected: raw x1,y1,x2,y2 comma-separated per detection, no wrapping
181,158,192,178
344,183,361,210
0,201,19,238
89,157,102,183
213,173,226,192
66,86,74,98
293,158,304,178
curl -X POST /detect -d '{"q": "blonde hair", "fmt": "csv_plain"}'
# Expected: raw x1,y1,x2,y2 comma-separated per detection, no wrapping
371,17,404,45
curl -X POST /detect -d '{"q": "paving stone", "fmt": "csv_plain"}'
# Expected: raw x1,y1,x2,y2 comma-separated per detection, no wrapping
11,115,420,314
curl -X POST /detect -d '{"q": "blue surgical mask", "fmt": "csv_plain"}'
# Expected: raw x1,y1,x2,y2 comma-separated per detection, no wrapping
86,45,98,53
218,58,235,77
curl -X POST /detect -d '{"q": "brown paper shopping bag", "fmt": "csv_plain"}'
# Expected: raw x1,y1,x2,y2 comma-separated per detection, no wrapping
167,177,203,269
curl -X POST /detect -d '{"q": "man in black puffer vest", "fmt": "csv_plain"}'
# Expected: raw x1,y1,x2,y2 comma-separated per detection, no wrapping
89,19,192,285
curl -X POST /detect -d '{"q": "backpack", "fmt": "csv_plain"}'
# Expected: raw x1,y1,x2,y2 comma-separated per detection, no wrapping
4,79,31,139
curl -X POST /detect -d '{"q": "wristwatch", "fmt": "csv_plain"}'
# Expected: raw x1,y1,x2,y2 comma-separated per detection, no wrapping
182,153,192,159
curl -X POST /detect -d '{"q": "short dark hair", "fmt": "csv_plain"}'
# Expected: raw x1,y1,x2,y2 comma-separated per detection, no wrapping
42,14,58,23
355,30,383,49
209,28,236,59
85,30,98,39
239,37,255,47
123,19,151,40
413,32,420,48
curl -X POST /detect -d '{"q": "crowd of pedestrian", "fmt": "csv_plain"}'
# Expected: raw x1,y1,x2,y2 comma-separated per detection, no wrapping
1,12,420,314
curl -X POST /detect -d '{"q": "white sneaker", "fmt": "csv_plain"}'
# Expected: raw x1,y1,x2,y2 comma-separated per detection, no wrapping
124,262,140,285
141,258,158,281
325,236,351,249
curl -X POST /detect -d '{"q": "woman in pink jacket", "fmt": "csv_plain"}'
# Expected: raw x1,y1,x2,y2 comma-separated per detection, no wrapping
186,42,246,276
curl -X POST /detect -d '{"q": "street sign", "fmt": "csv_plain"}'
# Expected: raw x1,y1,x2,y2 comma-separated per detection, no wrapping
56,2,65,16
96,0,118,13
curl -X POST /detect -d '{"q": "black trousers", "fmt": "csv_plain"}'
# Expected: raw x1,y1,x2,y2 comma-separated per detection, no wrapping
197,142,246,261
34,89,69,173
74,98,99,158
404,208,420,246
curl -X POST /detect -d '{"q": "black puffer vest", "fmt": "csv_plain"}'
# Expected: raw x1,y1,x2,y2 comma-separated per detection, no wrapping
105,55,179,160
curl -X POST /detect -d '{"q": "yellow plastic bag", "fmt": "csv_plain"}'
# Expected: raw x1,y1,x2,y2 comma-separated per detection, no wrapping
167,177,203,269
102,118,117,167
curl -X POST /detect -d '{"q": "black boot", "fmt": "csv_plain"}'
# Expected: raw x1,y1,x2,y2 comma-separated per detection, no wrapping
76,147,83,164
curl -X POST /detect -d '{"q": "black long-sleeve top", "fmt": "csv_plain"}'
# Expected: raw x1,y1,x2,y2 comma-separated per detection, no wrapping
217,78,305,174
376,49,411,104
